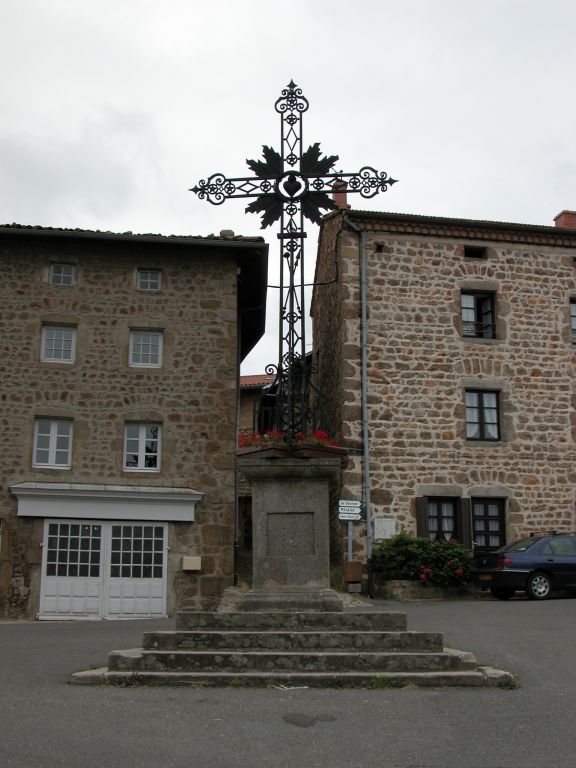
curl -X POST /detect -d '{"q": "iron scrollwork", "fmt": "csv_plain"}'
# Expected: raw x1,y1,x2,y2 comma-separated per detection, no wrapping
191,81,397,440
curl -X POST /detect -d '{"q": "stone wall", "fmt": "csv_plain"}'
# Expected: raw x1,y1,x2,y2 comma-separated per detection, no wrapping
313,211,576,560
312,218,366,563
0,234,241,617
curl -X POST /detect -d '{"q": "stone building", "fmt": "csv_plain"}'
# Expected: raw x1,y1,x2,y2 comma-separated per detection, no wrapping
0,224,267,619
311,205,576,566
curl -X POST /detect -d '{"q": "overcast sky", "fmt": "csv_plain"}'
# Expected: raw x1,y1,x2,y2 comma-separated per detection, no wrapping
2,0,575,373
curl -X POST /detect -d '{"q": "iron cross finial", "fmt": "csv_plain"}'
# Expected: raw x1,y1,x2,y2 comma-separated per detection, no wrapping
191,82,397,439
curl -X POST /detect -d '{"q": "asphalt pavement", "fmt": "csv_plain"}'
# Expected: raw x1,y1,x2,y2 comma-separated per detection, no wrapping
1,596,575,768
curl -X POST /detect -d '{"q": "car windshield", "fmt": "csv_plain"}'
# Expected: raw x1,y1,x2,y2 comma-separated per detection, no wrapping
499,538,538,553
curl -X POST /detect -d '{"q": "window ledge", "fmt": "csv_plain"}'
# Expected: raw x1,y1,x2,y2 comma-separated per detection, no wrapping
459,337,504,345
32,464,72,470
465,440,504,446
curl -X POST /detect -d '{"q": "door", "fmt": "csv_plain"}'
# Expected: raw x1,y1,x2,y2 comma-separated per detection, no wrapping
105,523,167,617
539,537,576,589
39,519,167,619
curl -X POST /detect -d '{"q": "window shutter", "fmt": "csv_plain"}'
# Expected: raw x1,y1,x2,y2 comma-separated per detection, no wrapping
415,497,429,539
457,498,473,550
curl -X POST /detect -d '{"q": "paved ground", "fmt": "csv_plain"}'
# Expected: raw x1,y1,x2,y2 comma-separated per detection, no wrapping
2,596,575,768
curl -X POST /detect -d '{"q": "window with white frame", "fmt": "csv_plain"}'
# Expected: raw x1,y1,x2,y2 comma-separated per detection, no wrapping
137,269,162,291
129,330,163,367
49,263,75,285
41,325,76,363
33,419,73,468
124,423,161,471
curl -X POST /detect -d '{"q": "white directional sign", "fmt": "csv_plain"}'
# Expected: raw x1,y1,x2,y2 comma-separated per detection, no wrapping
339,500,362,521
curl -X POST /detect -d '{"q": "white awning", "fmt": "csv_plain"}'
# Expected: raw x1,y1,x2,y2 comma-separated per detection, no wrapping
10,482,204,522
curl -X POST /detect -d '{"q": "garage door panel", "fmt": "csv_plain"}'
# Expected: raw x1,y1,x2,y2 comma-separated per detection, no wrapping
40,520,167,620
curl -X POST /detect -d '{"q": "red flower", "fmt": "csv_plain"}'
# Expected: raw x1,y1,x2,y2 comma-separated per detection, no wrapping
419,573,427,581
454,568,463,575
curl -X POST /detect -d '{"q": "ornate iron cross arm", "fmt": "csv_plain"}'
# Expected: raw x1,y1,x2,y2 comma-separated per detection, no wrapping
191,81,396,228
191,81,397,440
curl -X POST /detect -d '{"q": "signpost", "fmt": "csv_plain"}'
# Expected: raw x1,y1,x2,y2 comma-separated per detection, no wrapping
339,500,362,562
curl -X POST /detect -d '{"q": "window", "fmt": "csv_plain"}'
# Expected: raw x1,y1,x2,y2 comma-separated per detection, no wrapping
41,325,76,363
461,292,495,338
137,269,162,291
570,300,576,343
45,522,101,577
110,524,164,578
465,390,500,441
427,498,457,542
472,499,506,551
464,246,487,259
416,496,473,548
49,263,75,285
124,423,161,471
33,419,73,468
129,330,163,368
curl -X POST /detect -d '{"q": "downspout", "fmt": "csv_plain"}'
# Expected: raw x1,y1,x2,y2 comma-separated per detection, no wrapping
234,276,242,587
343,216,373,596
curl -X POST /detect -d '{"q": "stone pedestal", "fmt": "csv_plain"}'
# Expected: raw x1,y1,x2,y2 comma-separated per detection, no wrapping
237,455,344,611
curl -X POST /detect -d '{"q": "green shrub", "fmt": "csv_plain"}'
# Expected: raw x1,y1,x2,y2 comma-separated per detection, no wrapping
370,532,472,588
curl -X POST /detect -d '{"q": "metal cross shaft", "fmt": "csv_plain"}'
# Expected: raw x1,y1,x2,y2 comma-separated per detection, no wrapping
191,80,397,440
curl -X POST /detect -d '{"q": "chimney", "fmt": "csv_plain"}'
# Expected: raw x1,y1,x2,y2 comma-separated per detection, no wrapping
332,180,351,210
554,210,576,229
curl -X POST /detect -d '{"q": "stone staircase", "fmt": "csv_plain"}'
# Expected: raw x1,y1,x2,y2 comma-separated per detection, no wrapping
71,610,513,688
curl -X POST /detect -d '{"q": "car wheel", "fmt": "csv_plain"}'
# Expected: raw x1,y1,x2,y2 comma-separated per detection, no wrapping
526,572,552,600
490,587,515,600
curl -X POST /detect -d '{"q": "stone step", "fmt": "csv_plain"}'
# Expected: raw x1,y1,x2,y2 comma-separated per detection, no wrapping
143,630,443,653
71,667,513,688
176,611,407,632
109,649,472,674
69,609,516,689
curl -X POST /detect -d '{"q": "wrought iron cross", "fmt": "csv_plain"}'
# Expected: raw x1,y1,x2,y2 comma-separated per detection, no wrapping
191,80,396,440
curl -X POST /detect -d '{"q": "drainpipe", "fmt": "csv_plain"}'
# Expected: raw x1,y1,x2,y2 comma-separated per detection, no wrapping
234,276,242,587
343,215,373,596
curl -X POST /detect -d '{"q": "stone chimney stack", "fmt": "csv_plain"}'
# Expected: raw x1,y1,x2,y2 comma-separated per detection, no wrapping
553,210,576,229
332,180,351,210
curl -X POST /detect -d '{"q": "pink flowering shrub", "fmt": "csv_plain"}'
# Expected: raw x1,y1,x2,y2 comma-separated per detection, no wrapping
371,532,472,588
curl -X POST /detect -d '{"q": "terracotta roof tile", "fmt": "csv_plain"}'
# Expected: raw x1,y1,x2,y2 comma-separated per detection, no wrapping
239,374,276,389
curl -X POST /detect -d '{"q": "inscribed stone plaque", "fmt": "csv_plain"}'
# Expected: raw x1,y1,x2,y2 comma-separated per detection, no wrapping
266,512,315,557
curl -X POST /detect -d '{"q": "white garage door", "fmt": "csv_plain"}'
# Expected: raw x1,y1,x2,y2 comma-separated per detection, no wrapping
39,520,167,620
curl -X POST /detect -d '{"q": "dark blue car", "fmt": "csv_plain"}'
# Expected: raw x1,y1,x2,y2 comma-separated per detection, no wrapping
472,534,576,600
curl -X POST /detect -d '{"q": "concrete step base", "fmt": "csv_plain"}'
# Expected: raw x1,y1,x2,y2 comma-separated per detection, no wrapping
69,609,516,689
71,667,514,688
175,611,407,631
143,630,443,652
109,648,474,674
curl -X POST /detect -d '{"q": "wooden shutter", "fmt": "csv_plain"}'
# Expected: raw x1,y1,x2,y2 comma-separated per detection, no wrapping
457,498,473,550
415,497,429,539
